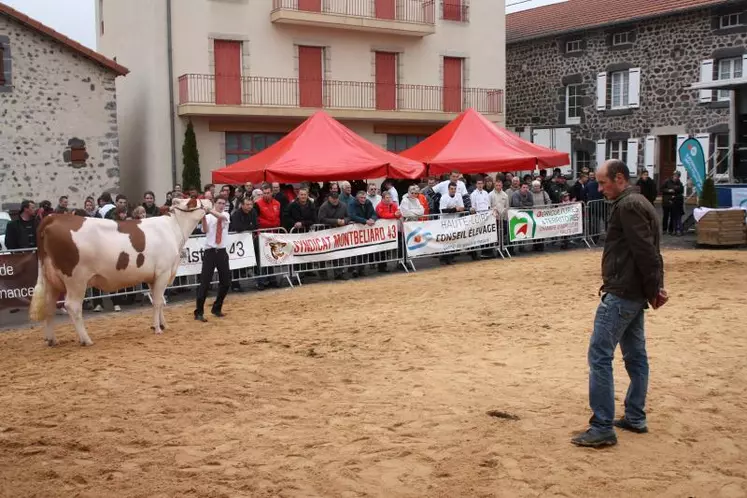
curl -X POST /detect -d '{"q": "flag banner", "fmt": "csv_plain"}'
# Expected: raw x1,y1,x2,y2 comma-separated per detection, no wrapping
678,138,706,195
404,212,497,257
176,232,256,277
0,251,38,310
507,202,584,242
258,220,399,267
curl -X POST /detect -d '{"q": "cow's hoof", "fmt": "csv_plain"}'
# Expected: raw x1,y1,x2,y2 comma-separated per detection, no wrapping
80,340,94,347
160,323,167,330
151,326,164,335
45,339,58,347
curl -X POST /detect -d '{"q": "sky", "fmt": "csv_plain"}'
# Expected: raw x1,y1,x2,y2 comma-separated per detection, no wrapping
3,0,565,50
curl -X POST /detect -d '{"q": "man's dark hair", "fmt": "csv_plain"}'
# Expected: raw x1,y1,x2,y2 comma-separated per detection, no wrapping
448,182,457,189
144,190,155,198
579,173,589,179
20,200,34,213
261,182,271,191
58,195,68,203
204,184,215,191
116,194,128,202
605,159,630,181
101,192,113,203
539,169,547,177
73,209,88,217
356,190,367,197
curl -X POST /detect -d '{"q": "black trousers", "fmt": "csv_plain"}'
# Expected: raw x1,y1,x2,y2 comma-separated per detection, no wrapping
195,248,231,316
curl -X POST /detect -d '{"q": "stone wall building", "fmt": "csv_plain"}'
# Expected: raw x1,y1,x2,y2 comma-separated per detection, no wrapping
506,0,747,186
0,2,128,209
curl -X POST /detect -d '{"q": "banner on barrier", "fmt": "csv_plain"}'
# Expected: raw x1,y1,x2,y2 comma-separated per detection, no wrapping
258,220,399,266
176,232,257,277
0,252,38,310
404,212,497,257
508,203,583,242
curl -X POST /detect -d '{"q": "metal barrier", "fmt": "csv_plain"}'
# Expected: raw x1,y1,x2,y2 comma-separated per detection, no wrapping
584,199,611,246
500,202,590,258
288,222,408,285
403,211,503,272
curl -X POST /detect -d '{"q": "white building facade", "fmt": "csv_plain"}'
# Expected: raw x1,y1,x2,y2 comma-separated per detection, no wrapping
96,0,506,197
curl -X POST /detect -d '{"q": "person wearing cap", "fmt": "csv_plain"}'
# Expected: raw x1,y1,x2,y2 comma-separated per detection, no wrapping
317,191,350,280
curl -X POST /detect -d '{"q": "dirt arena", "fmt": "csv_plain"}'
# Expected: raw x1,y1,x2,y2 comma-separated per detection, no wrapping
0,249,745,498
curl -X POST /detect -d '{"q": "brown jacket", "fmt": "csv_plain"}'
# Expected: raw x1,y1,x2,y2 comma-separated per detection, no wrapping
601,188,663,302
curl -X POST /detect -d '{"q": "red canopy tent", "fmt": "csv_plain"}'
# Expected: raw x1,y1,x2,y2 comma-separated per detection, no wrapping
399,108,570,175
212,111,425,184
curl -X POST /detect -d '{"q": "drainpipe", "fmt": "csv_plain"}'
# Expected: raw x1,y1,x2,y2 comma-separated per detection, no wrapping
167,0,178,187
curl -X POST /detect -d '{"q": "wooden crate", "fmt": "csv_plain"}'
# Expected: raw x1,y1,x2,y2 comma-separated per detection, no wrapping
696,210,747,246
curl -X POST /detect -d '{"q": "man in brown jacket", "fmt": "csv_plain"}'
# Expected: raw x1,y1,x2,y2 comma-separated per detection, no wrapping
572,159,668,448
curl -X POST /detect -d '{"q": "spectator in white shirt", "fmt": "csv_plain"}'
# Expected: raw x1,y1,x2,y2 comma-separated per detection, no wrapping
381,179,399,205
469,178,491,213
439,182,464,219
434,170,468,198
194,197,232,323
489,179,510,219
366,183,382,209
399,185,425,220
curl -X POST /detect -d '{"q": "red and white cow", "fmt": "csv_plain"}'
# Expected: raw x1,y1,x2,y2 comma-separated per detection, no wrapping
29,197,212,346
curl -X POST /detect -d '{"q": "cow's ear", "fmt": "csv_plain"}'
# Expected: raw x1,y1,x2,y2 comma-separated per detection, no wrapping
186,197,197,209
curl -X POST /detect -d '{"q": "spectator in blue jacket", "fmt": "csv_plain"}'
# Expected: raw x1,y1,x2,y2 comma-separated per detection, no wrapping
348,190,377,226
587,171,603,201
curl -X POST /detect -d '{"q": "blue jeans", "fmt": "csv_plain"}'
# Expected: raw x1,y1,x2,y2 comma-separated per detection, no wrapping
588,293,649,433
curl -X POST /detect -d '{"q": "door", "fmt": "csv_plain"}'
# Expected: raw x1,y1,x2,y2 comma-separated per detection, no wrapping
298,0,321,12
443,57,463,113
298,46,323,108
375,52,397,111
658,135,676,187
214,40,242,105
375,0,396,19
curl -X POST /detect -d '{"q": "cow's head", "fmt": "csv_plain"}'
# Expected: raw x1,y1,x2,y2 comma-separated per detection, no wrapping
171,197,212,217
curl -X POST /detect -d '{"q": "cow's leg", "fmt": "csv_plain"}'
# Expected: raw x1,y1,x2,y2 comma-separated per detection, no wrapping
150,274,170,334
43,287,59,346
64,284,93,346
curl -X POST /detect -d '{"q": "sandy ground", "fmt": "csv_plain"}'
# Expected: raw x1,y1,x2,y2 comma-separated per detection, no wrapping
0,248,745,498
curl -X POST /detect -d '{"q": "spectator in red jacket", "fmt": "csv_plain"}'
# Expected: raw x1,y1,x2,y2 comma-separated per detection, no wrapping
375,191,402,220
374,191,400,274
253,183,282,290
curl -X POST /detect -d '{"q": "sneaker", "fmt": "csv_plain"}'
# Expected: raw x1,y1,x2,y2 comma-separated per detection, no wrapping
614,418,648,434
570,429,617,448
114,305,122,312
94,304,103,313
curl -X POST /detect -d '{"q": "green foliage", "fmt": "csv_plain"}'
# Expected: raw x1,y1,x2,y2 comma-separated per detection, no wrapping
699,177,718,208
181,120,201,190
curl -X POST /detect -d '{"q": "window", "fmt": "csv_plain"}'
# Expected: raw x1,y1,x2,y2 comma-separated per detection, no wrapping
607,140,628,164
566,39,582,53
99,0,104,35
442,0,468,22
386,134,428,153
70,145,87,163
574,150,591,174
720,13,744,29
610,70,629,109
225,132,285,165
0,45,4,86
612,31,631,45
717,57,742,100
714,134,730,175
566,84,582,125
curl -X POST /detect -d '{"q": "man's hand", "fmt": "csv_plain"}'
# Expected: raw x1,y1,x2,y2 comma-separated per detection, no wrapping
337,219,345,226
366,219,375,226
649,289,669,310
395,209,402,218
294,222,303,229
470,208,476,214
456,206,465,212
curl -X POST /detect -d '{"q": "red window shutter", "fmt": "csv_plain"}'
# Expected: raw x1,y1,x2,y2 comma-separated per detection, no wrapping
298,46,323,108
443,57,463,112
375,52,397,111
375,0,396,19
214,40,242,105
442,0,463,21
298,0,322,11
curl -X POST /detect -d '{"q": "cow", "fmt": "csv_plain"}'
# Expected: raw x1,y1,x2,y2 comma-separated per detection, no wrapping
28,197,212,346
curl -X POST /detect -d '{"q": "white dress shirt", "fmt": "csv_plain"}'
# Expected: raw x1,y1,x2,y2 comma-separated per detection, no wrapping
366,194,382,209
203,211,230,249
434,180,467,198
388,186,399,205
470,188,491,212
439,193,464,219
489,190,510,217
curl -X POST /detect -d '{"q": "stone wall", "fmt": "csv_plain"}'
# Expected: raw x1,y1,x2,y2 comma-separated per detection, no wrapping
506,5,746,171
0,15,121,209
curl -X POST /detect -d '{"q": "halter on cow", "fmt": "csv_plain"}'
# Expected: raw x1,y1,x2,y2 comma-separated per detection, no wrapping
29,197,212,346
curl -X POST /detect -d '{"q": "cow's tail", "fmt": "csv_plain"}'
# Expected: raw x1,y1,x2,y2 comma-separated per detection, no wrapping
29,225,50,322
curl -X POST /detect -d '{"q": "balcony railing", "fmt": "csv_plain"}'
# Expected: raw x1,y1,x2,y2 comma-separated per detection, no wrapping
271,0,436,25
178,74,503,115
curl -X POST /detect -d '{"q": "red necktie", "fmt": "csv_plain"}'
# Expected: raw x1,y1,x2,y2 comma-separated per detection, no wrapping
216,216,223,245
